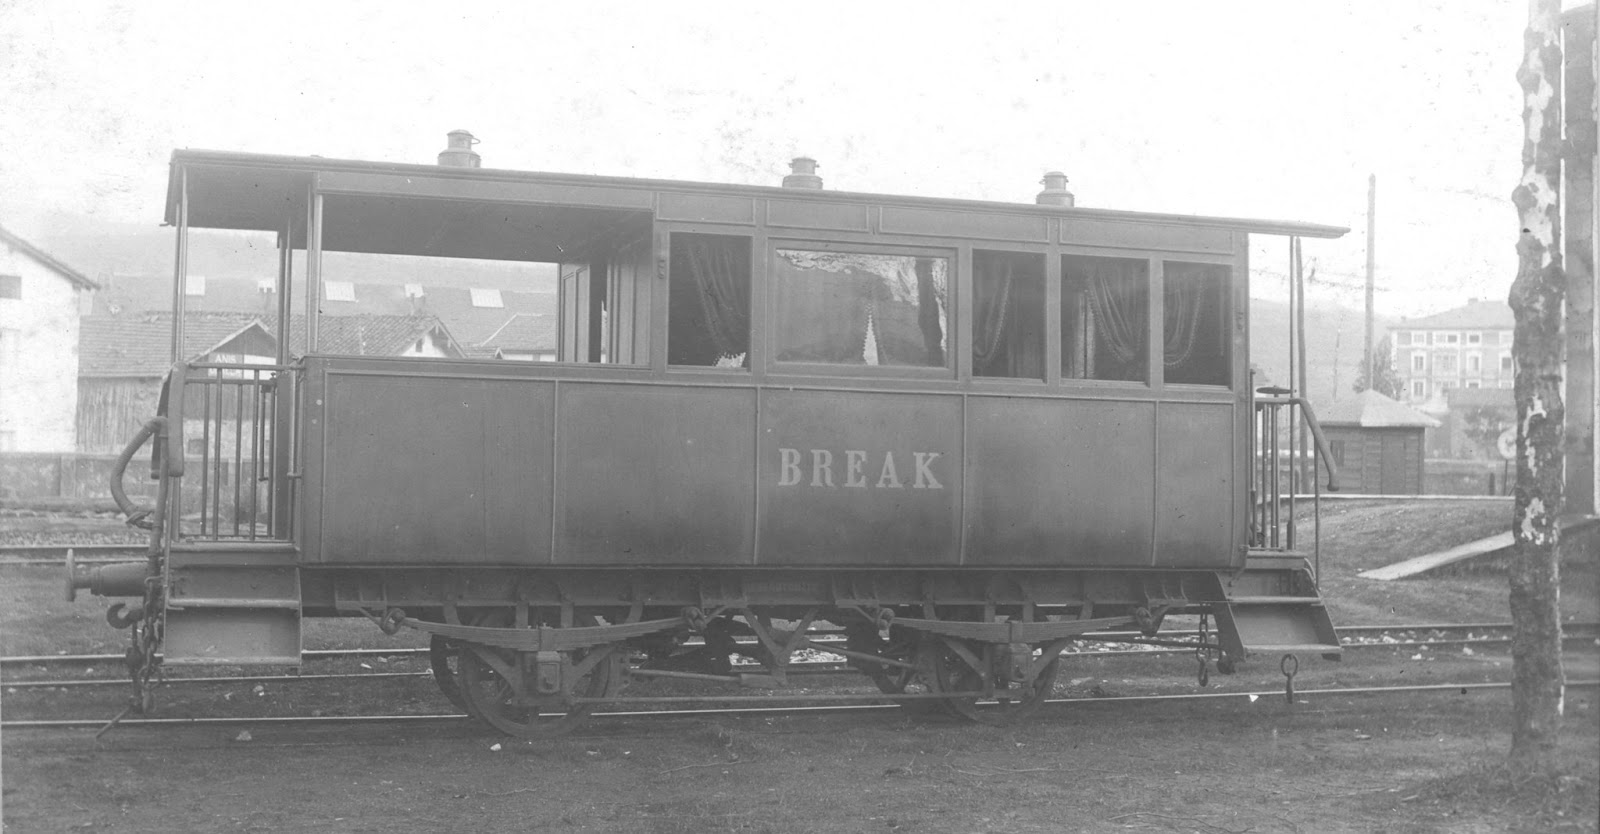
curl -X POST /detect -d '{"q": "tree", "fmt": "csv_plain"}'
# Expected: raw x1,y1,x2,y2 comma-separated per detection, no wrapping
1352,334,1403,399
1507,0,1566,764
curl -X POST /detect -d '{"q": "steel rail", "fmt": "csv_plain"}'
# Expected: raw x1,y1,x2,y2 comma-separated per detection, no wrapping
0,544,146,555
6,622,1596,668
0,544,147,567
8,633,1597,690
7,679,1597,731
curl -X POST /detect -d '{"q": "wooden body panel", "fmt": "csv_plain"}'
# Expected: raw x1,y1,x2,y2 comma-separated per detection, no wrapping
301,358,1242,569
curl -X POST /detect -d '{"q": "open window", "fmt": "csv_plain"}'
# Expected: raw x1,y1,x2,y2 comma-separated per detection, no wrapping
309,193,651,365
773,248,949,369
972,250,1045,380
668,233,752,367
1061,254,1148,383
1162,261,1231,386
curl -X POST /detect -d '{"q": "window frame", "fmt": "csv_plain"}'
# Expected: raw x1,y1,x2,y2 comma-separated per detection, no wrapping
665,230,757,372
1159,258,1235,390
1058,249,1156,390
969,247,1049,386
765,238,958,381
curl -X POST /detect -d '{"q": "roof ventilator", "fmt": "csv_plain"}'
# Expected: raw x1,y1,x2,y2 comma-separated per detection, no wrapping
782,157,822,189
1036,171,1075,206
438,130,481,168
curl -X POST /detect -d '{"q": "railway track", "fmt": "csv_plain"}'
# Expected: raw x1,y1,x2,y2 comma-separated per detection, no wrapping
0,543,146,566
6,621,1595,669
6,679,1597,732
5,623,1595,691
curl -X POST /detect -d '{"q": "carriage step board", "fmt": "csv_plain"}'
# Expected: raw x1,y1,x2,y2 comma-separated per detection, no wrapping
1213,600,1341,660
162,551,302,666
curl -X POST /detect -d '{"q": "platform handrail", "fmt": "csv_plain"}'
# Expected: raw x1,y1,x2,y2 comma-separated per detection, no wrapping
109,417,167,530
1254,389,1339,492
1252,389,1340,565
164,362,188,478
165,360,298,543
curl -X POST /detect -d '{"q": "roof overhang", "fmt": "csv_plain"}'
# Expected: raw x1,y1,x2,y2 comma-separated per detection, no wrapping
165,149,1350,254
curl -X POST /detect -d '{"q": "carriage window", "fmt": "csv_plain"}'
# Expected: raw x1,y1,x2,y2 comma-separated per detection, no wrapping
557,231,652,365
668,234,752,367
1061,255,1148,382
774,249,948,368
973,250,1045,380
1162,261,1231,386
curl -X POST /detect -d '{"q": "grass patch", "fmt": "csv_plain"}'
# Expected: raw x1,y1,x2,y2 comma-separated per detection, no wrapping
1398,749,1599,833
1306,498,1513,574
1301,498,1599,626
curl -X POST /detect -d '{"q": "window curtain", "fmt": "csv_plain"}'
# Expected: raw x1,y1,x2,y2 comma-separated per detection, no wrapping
973,254,1046,378
682,236,750,360
777,267,870,362
869,257,946,366
1083,259,1145,374
972,256,1014,369
1163,264,1204,370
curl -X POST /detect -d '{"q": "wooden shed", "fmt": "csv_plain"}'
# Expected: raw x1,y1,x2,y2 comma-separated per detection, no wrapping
1317,390,1440,495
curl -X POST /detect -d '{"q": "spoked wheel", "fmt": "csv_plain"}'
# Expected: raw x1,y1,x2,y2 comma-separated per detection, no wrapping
845,623,947,716
921,636,1061,727
456,610,622,739
428,635,470,714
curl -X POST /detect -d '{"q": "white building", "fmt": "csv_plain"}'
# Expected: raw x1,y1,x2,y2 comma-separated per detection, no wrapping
0,226,98,452
1389,298,1515,406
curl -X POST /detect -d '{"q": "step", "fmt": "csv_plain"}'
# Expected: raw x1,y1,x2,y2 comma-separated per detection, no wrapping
162,554,302,666
1214,601,1341,660
163,606,301,666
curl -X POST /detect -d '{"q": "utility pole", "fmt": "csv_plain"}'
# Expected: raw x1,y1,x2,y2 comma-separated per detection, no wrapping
1332,328,1341,399
1364,174,1377,394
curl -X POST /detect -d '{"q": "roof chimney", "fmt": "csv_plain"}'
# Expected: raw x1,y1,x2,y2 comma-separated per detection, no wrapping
782,157,822,189
438,130,481,168
1036,171,1074,206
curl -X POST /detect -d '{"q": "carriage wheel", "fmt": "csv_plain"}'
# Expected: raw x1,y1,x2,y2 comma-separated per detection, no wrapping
845,623,948,716
428,635,471,714
457,610,621,739
921,636,1061,727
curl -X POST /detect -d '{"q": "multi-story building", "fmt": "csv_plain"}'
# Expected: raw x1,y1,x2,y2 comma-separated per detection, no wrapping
1390,298,1514,406
0,225,99,452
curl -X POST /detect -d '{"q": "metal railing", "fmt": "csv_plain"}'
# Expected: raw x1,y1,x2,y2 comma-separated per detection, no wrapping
1252,388,1340,565
166,362,300,543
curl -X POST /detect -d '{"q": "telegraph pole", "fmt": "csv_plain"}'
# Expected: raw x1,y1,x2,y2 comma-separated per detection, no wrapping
1364,174,1377,393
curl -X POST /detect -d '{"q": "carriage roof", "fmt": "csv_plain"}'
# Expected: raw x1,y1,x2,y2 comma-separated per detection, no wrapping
165,148,1347,262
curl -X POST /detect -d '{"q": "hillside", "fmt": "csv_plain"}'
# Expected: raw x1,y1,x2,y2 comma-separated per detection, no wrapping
1250,296,1392,410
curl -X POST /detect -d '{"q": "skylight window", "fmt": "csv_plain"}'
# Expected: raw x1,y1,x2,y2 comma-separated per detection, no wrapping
324,281,356,302
185,275,207,296
257,278,275,293
404,283,425,299
470,288,504,308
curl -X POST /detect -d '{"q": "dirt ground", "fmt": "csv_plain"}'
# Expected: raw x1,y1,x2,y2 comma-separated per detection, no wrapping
4,686,1597,834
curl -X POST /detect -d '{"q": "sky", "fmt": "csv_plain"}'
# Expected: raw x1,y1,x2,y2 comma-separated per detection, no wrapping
0,0,1566,318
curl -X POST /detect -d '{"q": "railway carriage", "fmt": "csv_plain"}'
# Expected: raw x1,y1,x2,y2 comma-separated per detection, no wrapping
75,135,1347,735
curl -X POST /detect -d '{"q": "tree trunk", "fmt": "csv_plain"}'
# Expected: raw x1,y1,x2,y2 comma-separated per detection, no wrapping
1507,0,1566,763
